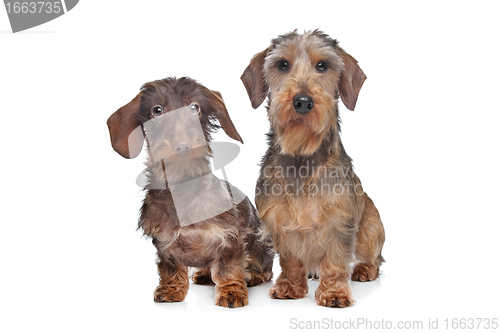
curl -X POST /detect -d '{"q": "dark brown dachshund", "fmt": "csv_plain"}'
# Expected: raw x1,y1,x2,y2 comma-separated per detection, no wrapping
107,77,273,308
241,30,385,307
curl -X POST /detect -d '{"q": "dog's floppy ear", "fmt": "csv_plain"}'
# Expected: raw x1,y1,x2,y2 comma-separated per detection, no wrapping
107,93,145,159
209,90,243,144
338,48,367,111
241,48,271,109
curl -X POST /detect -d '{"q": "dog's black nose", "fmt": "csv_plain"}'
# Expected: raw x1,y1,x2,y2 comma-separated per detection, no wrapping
293,94,314,114
174,141,191,154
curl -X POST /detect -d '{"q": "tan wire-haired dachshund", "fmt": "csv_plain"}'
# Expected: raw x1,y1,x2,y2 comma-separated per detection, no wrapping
241,30,385,307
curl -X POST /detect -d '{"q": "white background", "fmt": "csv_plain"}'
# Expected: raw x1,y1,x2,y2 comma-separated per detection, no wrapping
1,1,499,332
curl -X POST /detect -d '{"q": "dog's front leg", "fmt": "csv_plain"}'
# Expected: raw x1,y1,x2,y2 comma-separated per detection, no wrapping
210,242,249,308
270,251,308,299
153,240,189,303
315,225,356,308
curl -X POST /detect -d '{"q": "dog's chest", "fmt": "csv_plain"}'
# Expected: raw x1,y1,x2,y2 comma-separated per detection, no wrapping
256,156,360,230
161,222,240,268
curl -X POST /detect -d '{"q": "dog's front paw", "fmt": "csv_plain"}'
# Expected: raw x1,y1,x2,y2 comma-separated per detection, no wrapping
154,285,188,303
315,287,354,308
270,280,308,299
216,288,249,308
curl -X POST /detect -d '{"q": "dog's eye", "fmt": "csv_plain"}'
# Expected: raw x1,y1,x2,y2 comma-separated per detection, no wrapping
277,59,290,72
315,61,328,72
189,103,200,115
151,105,163,117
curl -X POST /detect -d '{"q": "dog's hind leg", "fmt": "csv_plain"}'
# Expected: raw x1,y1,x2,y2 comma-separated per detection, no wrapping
245,255,273,287
244,233,274,287
192,267,213,285
352,194,385,282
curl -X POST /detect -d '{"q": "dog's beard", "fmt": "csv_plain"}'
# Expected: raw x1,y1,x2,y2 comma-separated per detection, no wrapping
279,121,324,156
